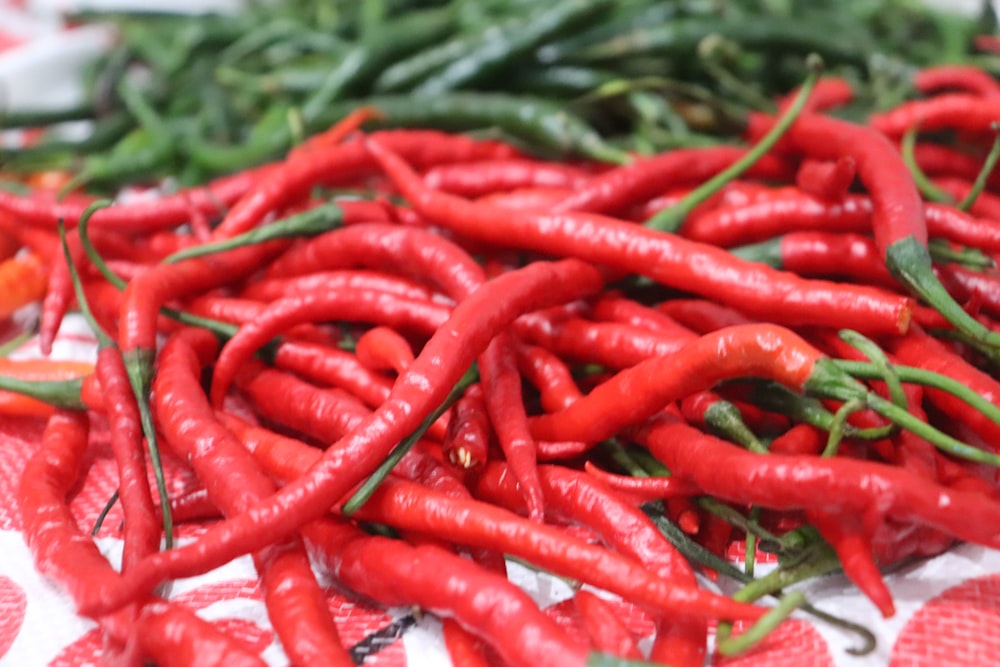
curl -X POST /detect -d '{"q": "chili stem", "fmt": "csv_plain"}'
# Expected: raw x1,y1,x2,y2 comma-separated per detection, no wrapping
839,330,908,411
822,398,864,458
957,122,1000,212
92,491,119,536
342,365,478,514
645,53,823,232
900,126,954,204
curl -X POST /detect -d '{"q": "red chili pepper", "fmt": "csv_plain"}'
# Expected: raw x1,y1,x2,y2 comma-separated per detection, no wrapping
0,228,20,261
932,177,1000,220
731,231,897,288
936,263,1000,319
424,158,591,197
475,186,575,211
479,332,545,521
211,130,519,239
271,341,394,410
870,94,1000,137
655,299,755,334
590,294,697,340
514,343,583,413
637,410,1000,550
354,325,414,374
573,590,644,659
442,383,492,471
795,156,856,201
767,423,824,456
806,509,895,617
786,112,994,346
441,617,491,667
153,328,353,667
550,146,792,215
529,324,864,446
184,296,341,347
350,476,765,622
134,601,268,667
887,326,1000,452
240,269,438,303
911,143,1000,190
914,65,1000,98
581,462,701,500
84,259,604,614
306,519,591,667
234,360,372,444
366,136,913,335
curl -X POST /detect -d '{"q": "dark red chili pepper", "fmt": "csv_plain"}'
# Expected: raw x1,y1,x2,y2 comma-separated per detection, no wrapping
914,65,1000,98
354,325,415,374
768,423,824,456
153,328,353,667
514,312,692,369
795,156,856,201
442,383,492,471
573,589,644,659
424,158,591,197
83,259,605,614
367,137,913,335
210,288,452,406
306,519,590,667
936,263,1000,319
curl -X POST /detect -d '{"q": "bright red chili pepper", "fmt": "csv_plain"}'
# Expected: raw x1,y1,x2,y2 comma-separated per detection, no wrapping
590,294,697,340
306,519,591,667
134,601,268,667
870,94,1000,137
475,186,576,211
184,296,341,347
83,259,604,615
442,383,492,471
573,589,644,659
441,617,491,667
271,341,394,410
240,269,439,303
914,65,1000,98
424,158,591,197
767,423,824,456
655,299,756,333
366,136,913,336
153,328,353,667
795,156,856,201
354,325,415,374
514,343,583,413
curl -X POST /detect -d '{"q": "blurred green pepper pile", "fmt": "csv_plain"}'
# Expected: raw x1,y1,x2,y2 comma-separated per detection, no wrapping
1,0,998,190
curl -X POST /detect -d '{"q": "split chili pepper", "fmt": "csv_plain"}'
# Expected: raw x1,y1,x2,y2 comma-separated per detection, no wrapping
366,136,914,336
442,383,492,471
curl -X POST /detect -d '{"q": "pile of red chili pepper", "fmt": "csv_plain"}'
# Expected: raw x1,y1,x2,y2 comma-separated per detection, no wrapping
6,53,1000,666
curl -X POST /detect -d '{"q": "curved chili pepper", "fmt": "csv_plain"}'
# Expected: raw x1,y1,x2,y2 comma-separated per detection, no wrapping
135,602,268,667
153,328,353,667
441,617,491,667
638,410,1000,549
795,156,856,201
581,463,701,500
354,325,414,374
573,590,644,659
184,296,340,346
768,423,824,456
240,269,438,303
786,112,998,347
307,520,590,667
514,343,583,413
82,259,604,615
479,332,545,521
366,136,913,335
271,341,393,410
914,65,1000,98
870,94,1000,137
590,294,696,340
655,299,755,333
424,158,591,197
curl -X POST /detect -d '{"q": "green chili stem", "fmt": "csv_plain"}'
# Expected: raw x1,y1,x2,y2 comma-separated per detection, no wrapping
704,399,769,454
58,220,114,348
900,126,955,204
164,202,344,263
697,497,786,546
92,491,119,536
958,122,1000,212
645,53,823,232
597,439,651,477
839,330,908,411
867,393,1000,466
0,376,86,410
0,331,32,356
342,365,479,514
834,359,1000,430
928,239,996,270
822,398,864,458
745,506,761,577
718,591,807,656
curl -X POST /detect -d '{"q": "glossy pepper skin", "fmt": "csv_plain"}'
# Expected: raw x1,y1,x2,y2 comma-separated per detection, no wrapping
366,135,913,336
